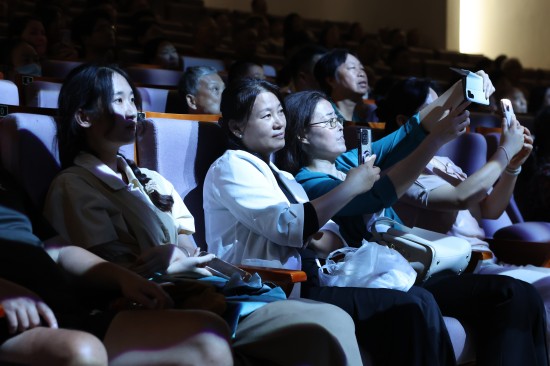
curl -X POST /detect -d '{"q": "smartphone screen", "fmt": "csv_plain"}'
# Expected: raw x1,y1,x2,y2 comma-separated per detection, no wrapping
357,128,372,164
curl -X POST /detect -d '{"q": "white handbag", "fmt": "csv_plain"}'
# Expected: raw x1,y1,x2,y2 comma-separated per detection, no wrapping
371,218,471,284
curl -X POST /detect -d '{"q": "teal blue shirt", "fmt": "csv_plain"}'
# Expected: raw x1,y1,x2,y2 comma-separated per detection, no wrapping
296,113,426,245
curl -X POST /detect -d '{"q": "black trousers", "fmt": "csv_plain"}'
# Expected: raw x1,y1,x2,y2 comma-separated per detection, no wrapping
301,249,456,366
423,273,549,366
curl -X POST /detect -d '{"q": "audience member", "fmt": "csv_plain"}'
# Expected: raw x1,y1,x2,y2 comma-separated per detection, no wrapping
529,86,550,115
285,44,327,92
38,4,79,60
378,77,550,359
42,63,364,366
0,170,233,366
344,22,364,44
279,87,549,366
143,37,181,70
283,12,316,57
193,16,221,58
8,15,48,59
131,9,165,48
227,60,265,84
204,77,458,365
72,8,116,62
178,66,224,114
1,39,42,81
527,106,550,222
314,48,378,123
232,24,261,62
318,22,343,49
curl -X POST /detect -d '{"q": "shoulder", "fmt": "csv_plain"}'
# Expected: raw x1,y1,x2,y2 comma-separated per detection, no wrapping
209,150,271,176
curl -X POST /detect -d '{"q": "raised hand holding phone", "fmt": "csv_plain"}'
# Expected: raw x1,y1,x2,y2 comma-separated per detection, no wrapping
357,128,372,164
500,98,515,128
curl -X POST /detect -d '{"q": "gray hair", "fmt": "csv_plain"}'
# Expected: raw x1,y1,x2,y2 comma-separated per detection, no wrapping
178,66,218,98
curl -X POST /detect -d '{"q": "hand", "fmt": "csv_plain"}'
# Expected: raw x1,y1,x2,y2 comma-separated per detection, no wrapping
117,269,174,309
429,100,471,145
475,70,496,99
508,126,533,169
500,116,526,158
1,289,57,334
346,154,381,195
132,245,213,278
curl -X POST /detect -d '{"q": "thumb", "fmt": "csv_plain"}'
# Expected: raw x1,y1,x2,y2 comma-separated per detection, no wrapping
363,154,376,167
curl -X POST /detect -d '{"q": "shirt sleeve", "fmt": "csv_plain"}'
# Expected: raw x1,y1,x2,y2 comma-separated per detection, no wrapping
208,152,305,247
44,173,123,249
298,171,397,216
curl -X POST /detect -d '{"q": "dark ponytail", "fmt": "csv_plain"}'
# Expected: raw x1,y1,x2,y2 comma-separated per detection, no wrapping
123,157,174,212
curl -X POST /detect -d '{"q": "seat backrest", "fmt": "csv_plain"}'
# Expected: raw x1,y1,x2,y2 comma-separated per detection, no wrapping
436,132,487,176
0,113,60,211
137,86,171,113
22,80,62,108
0,113,135,214
41,60,82,78
125,67,183,87
0,80,20,105
136,118,227,247
182,55,225,72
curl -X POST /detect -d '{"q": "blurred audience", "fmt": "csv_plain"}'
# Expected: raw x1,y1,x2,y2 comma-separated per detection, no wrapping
143,37,181,70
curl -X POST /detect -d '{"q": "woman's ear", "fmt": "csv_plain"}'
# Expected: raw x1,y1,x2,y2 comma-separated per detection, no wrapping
299,134,310,145
185,94,197,111
228,119,244,139
75,109,92,128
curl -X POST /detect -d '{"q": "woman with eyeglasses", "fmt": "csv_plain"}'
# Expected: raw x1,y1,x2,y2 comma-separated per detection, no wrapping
278,89,549,366
204,77,468,365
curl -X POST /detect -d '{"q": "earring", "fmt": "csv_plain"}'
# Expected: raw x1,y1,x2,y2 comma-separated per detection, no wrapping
235,132,243,138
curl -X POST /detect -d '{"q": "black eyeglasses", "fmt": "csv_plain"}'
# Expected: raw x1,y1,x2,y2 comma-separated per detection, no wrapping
309,117,344,129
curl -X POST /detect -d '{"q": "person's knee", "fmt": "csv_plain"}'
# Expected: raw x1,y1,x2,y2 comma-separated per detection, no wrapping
184,332,233,366
59,332,108,366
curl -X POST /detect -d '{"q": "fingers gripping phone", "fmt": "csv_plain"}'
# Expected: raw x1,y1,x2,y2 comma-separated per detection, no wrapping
199,252,252,282
357,128,372,164
500,98,515,128
450,67,490,105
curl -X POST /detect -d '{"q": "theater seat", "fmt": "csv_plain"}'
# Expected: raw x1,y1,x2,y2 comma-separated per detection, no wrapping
0,80,19,105
138,86,171,113
125,66,183,87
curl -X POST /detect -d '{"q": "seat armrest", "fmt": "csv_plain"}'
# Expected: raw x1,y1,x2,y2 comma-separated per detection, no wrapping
238,265,307,297
487,238,550,267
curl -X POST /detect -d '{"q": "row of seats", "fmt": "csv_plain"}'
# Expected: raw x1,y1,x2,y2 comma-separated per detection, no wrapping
2,77,535,131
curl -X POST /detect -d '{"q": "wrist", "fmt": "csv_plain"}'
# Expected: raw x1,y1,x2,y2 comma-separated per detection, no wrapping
497,145,510,166
504,165,522,176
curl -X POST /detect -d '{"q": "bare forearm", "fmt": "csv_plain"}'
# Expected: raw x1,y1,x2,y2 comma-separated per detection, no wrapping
480,173,517,219
309,183,361,225
386,134,446,198
54,246,129,290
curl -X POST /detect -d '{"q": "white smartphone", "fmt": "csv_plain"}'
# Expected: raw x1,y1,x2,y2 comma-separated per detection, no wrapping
450,67,490,105
500,98,515,128
357,128,372,164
